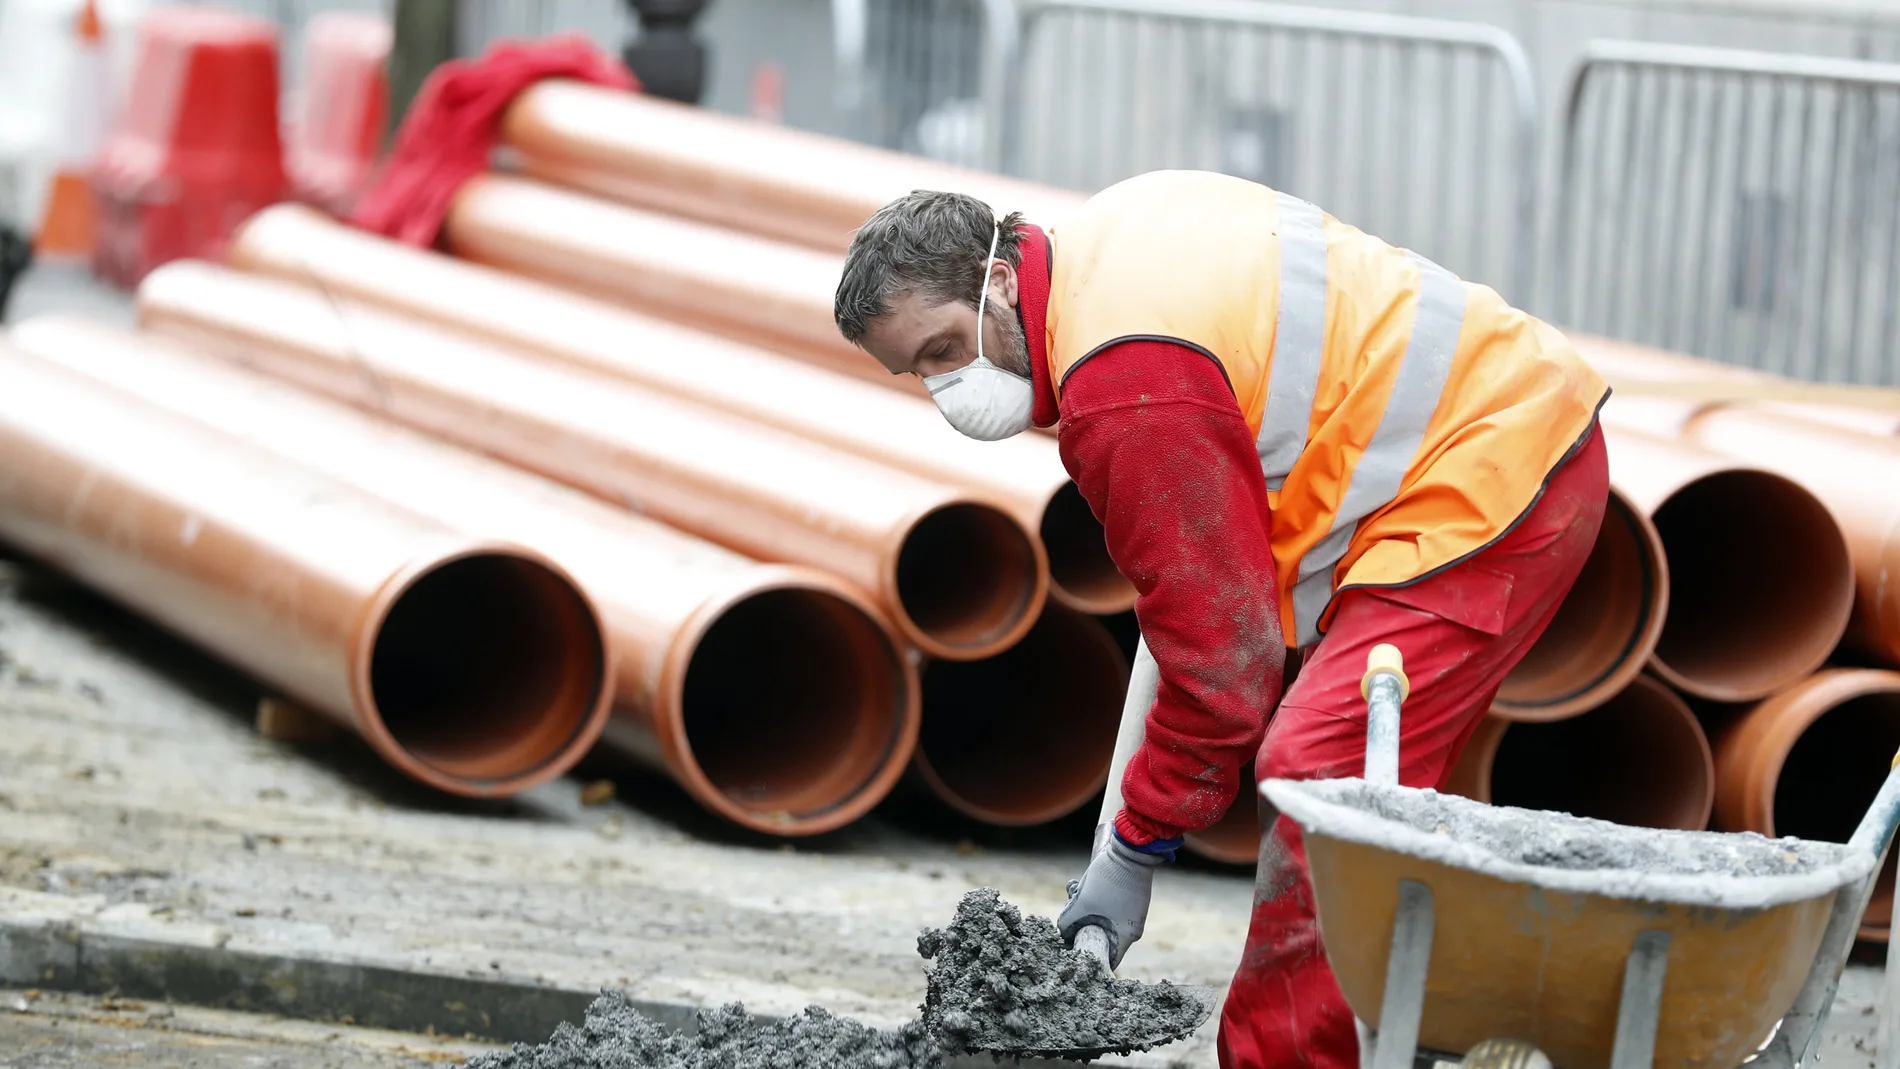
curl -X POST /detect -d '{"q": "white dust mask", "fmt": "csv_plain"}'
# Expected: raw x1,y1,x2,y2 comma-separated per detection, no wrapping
921,224,1034,442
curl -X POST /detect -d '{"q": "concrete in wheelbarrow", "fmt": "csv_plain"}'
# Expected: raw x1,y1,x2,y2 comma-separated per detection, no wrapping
0,554,1243,1067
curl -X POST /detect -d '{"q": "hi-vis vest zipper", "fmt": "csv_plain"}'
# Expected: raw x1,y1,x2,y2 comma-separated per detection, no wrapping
1044,170,1608,648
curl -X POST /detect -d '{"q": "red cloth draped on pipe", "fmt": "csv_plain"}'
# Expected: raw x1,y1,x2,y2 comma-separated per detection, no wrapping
350,34,637,246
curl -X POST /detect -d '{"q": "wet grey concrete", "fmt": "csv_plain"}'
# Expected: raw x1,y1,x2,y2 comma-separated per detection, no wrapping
468,994,941,1069
922,889,1210,1059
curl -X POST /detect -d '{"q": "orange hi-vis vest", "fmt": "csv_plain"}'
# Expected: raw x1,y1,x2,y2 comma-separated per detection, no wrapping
1045,171,1608,648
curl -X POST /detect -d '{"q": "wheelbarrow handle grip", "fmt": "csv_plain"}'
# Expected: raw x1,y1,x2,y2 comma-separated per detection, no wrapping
1361,643,1409,701
1363,644,1407,786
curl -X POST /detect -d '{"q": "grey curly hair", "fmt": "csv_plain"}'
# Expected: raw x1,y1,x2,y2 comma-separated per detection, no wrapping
834,190,1026,344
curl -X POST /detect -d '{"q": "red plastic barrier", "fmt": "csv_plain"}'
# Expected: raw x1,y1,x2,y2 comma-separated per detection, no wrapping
288,11,391,215
92,6,287,287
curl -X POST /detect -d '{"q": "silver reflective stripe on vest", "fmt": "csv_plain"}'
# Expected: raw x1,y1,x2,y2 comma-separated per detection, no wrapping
1257,192,1328,492
1289,258,1468,647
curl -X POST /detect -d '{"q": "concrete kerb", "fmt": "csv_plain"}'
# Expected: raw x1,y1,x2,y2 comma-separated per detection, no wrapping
0,885,664,1043
0,886,1078,1067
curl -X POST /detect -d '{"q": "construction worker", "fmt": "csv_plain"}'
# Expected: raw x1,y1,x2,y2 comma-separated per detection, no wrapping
833,170,1608,1069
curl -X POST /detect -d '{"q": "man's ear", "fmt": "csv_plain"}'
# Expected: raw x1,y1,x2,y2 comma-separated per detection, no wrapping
994,258,1020,308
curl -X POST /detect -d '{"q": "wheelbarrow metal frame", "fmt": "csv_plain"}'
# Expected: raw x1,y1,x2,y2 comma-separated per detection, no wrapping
1279,649,1900,1069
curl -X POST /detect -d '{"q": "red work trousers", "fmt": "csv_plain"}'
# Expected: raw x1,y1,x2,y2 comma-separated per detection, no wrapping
1216,423,1609,1069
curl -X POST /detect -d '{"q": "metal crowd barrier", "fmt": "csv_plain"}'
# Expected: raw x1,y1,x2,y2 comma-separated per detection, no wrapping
1551,40,1900,385
998,0,1538,298
834,0,1538,300
454,0,629,60
200,0,629,93
831,0,1010,169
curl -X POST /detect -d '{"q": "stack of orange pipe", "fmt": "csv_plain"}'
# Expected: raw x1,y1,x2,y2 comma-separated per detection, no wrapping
135,262,1047,664
7,315,921,836
59,242,1128,829
228,205,1132,618
124,261,1128,824
0,335,614,799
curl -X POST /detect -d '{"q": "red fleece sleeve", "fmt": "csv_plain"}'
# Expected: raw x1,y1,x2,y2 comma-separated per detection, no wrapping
1058,341,1286,845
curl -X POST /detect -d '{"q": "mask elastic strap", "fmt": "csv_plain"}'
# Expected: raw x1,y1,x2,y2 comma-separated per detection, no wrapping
975,221,1000,366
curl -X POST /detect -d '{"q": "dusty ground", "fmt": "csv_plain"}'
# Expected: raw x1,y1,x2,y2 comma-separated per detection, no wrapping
0,987,493,1067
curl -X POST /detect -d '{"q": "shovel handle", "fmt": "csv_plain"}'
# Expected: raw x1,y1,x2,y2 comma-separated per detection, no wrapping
1075,925,1114,971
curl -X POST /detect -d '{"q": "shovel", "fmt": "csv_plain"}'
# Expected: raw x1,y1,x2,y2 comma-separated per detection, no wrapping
969,637,1220,1060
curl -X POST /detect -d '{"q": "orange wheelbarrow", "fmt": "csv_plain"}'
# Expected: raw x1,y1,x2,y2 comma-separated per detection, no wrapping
1262,645,1900,1069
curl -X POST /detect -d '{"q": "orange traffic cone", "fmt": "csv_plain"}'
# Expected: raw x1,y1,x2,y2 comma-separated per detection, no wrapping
34,0,104,258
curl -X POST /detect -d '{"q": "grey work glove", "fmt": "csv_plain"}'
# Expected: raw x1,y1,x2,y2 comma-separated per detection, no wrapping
1057,833,1172,969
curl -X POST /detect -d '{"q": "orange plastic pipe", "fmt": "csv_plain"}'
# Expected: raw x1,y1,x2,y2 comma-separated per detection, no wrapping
229,204,1131,616
1711,668,1900,942
497,81,1087,253
1602,394,1900,664
1672,407,1900,668
1598,427,1853,701
0,339,611,798
446,173,913,398
7,316,919,836
913,604,1127,825
1574,332,1900,437
136,262,1045,661
1446,676,1714,831
1491,485,1669,722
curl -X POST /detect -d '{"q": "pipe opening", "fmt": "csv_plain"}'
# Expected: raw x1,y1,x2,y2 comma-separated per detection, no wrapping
1487,679,1713,830
1041,482,1134,613
1184,759,1261,865
370,554,606,783
1496,491,1663,720
1773,690,1900,937
681,589,907,824
1651,472,1853,700
896,502,1039,654
914,606,1126,824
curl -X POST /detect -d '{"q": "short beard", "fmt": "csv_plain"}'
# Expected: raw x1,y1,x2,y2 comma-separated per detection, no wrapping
983,300,1033,379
